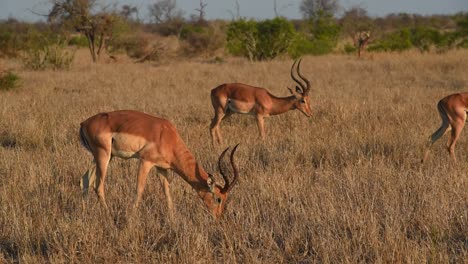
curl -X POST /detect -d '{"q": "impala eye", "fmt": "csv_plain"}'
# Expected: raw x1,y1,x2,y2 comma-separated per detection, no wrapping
300,99,305,103
216,197,222,204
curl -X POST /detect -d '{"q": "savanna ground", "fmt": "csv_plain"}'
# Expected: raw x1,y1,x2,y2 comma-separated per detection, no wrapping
0,50,467,263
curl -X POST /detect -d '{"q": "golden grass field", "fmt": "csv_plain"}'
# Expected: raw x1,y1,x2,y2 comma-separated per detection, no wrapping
0,50,467,263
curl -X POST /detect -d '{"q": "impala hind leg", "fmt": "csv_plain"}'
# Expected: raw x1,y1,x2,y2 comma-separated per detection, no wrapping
81,162,97,196
210,111,225,145
422,103,451,163
134,160,155,208
94,148,112,209
446,112,466,162
158,169,174,221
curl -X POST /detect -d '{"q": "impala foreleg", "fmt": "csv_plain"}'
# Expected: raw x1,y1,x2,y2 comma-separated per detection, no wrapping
158,169,174,221
256,115,266,139
134,160,154,208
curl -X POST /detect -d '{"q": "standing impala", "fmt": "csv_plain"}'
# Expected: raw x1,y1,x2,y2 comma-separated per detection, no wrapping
422,92,468,163
209,58,312,145
79,110,240,219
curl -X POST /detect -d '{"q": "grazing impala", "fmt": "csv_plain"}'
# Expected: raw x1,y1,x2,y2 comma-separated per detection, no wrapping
79,110,239,219
209,58,312,145
422,92,468,163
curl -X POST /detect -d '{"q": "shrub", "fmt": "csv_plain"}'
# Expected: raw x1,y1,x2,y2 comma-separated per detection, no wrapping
0,31,17,57
256,18,295,60
113,33,149,58
0,71,20,91
68,35,88,47
368,28,412,52
0,23,59,58
23,38,75,70
289,12,341,57
149,18,185,37
343,43,357,54
180,23,225,55
226,19,258,60
288,34,335,57
226,18,295,60
410,27,441,52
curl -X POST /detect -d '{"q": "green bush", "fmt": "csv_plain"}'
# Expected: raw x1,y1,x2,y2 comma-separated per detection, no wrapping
410,27,441,52
256,18,295,60
343,43,357,54
68,35,88,47
23,38,75,70
289,12,341,57
226,18,295,60
368,28,412,52
112,33,149,58
226,19,258,60
453,14,468,48
0,31,17,57
289,35,335,57
0,71,20,91
180,23,225,55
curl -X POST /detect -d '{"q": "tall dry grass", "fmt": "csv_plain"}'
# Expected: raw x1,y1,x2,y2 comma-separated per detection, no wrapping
0,50,467,263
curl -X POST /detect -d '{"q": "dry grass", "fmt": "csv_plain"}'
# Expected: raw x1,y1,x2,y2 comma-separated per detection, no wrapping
0,49,467,263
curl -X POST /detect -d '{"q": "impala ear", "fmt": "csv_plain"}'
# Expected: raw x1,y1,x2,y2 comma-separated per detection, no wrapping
288,86,302,99
295,86,302,94
207,174,216,193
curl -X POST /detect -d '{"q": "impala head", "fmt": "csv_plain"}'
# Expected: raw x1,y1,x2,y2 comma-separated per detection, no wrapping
201,144,240,219
288,58,312,117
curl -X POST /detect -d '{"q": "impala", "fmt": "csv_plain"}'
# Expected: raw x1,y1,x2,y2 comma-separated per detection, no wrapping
422,92,468,163
79,110,240,219
209,58,312,145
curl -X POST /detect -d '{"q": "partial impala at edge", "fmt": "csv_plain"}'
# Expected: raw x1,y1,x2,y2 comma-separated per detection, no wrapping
422,92,468,163
79,110,240,219
209,58,312,145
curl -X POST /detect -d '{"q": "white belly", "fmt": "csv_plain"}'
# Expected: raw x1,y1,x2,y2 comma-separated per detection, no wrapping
227,99,255,115
111,132,146,159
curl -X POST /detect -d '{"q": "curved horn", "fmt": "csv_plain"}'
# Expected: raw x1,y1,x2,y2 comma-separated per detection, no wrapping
218,147,230,187
221,144,240,194
296,58,311,95
290,58,306,94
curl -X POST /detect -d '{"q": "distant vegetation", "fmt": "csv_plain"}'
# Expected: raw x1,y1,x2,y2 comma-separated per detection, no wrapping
0,71,20,91
0,0,467,64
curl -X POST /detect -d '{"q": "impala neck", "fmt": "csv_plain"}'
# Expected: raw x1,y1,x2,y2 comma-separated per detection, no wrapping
171,144,211,194
269,95,298,115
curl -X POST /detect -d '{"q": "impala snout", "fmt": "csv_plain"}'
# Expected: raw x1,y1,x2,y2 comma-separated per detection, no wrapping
296,97,312,117
201,188,227,219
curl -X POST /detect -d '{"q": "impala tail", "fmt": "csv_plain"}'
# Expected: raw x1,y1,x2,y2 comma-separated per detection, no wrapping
79,125,91,152
79,125,96,193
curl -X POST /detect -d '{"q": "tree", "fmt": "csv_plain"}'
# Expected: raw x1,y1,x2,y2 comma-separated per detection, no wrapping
340,6,373,37
48,0,115,62
148,0,184,24
353,31,371,57
227,0,241,20
120,5,139,22
191,0,207,24
226,18,295,61
300,0,339,19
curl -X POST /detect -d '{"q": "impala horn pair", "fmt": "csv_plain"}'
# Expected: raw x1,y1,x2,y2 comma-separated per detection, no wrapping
216,144,239,194
289,58,311,96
